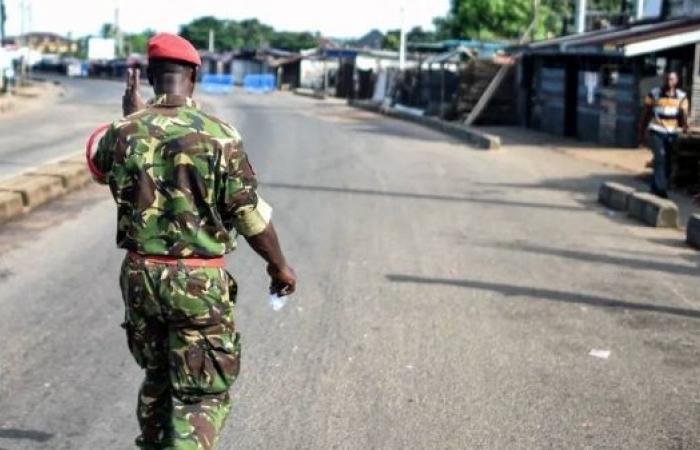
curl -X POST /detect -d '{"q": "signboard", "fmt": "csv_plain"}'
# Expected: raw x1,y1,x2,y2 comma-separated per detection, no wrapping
88,37,116,61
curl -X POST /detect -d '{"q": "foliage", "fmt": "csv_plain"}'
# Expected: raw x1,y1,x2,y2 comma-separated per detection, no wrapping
382,26,441,50
269,31,320,52
434,0,632,41
126,30,156,54
590,0,630,12
98,24,155,56
179,17,319,52
101,23,116,39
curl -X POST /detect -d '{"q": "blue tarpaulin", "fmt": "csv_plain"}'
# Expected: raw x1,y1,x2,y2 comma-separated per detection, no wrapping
201,74,235,94
243,74,277,93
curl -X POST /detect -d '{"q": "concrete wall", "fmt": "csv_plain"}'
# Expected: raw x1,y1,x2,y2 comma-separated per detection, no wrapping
232,60,266,85
300,59,339,90
528,57,641,147
667,0,700,17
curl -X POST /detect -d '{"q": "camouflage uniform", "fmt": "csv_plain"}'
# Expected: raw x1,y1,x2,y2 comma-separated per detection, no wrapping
94,94,271,450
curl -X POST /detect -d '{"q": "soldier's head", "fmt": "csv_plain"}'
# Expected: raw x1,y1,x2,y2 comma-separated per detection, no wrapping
147,59,198,96
664,71,679,90
146,33,201,97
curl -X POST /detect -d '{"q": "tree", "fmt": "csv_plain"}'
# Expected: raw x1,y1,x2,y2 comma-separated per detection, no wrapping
435,0,568,40
126,30,156,55
180,16,228,50
591,0,629,13
382,31,400,51
179,16,319,52
382,26,440,51
269,31,319,51
236,18,274,48
434,0,633,41
101,23,117,39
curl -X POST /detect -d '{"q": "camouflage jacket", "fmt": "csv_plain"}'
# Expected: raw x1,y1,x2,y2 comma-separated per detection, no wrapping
93,94,271,257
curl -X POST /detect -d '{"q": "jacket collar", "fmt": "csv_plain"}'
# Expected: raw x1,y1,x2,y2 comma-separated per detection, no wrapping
151,94,198,108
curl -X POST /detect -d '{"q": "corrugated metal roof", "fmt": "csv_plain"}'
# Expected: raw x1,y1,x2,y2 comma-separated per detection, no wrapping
527,17,700,56
409,40,507,57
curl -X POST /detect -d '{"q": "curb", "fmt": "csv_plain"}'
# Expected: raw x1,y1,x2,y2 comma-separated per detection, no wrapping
687,214,700,249
293,88,326,100
598,182,636,211
348,99,500,150
28,162,92,191
0,96,16,113
598,181,682,229
0,191,24,223
0,80,64,117
0,152,91,225
627,192,679,228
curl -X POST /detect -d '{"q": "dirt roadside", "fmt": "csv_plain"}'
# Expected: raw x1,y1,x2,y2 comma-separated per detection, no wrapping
0,79,65,118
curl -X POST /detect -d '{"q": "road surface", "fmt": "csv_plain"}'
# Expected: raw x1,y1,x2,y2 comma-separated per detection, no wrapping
0,79,699,450
0,77,124,181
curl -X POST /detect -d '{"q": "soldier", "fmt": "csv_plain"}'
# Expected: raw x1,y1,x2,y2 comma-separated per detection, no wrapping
91,33,297,450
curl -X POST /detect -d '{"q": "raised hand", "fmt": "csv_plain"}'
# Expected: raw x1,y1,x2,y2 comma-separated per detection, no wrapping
122,67,146,117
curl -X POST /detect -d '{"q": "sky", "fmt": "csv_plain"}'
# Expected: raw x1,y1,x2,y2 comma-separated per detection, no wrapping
4,0,451,39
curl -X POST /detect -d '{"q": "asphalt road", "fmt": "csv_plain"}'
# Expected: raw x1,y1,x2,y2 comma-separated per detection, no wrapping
1,80,699,450
0,76,125,181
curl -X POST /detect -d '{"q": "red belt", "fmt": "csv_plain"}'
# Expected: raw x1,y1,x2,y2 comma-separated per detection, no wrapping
128,251,225,268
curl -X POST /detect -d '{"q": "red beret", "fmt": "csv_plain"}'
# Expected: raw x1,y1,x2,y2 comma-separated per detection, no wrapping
148,33,201,67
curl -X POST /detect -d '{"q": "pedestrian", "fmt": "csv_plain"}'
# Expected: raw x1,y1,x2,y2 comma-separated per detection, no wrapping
90,33,297,450
639,71,689,198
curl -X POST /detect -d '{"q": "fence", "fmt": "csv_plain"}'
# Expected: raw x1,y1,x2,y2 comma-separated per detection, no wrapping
243,74,276,93
201,74,235,94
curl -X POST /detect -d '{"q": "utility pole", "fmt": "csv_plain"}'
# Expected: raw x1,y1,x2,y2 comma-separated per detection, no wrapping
114,0,124,57
19,0,25,38
531,0,540,41
208,29,215,53
0,0,6,44
399,5,406,71
18,0,30,86
636,0,645,19
576,0,588,34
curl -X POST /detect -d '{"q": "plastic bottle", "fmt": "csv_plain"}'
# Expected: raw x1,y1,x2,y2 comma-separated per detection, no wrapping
269,293,289,311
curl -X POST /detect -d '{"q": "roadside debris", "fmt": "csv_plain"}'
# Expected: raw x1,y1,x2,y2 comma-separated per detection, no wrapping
269,294,289,311
589,349,611,360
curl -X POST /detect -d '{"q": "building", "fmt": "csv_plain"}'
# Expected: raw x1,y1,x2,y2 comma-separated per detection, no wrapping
667,0,700,16
8,32,78,55
520,3,700,147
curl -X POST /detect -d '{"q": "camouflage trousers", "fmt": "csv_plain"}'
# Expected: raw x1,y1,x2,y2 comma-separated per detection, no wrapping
119,255,241,450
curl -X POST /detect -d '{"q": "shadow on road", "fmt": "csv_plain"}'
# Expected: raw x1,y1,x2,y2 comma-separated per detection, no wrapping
485,242,700,277
346,123,452,144
0,428,53,443
475,173,649,195
481,126,628,149
476,172,698,241
262,181,586,212
385,274,700,320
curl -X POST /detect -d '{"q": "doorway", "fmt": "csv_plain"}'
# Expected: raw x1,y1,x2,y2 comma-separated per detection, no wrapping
564,63,579,137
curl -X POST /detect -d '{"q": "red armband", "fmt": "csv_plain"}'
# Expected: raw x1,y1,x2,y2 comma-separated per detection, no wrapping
86,124,111,181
